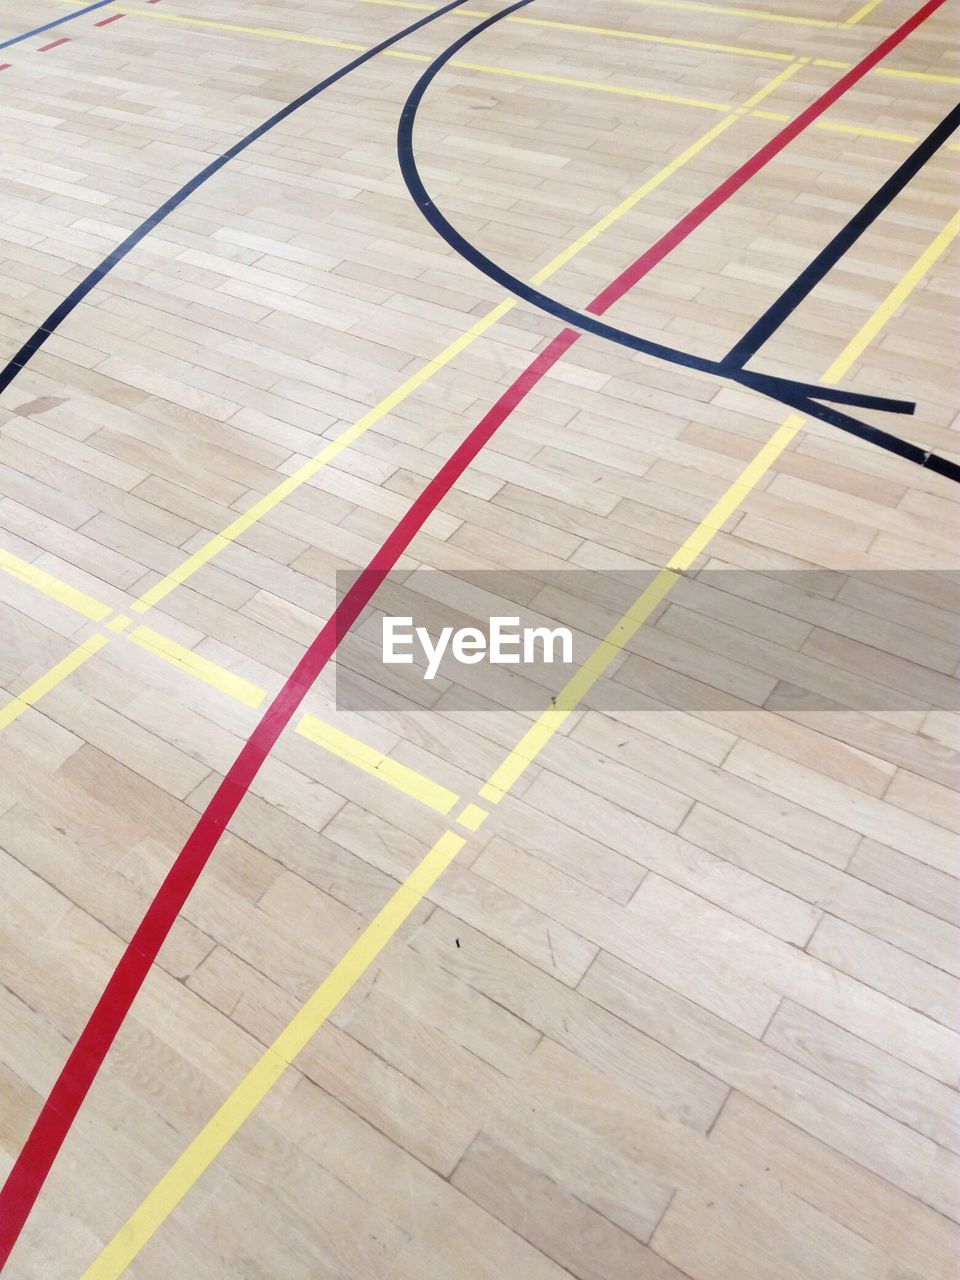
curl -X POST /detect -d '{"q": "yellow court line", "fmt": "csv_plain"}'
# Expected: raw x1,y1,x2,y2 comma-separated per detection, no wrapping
81,202,960,1280
75,4,755,107
873,66,960,85
0,45,932,753
0,635,108,733
0,553,459,812
437,60,737,110
609,0,842,27
845,0,885,24
111,8,369,51
54,0,960,86
0,545,463,809
128,62,799,616
0,38,950,732
297,714,460,814
0,547,112,623
480,213,960,803
80,828,467,1280
362,0,837,29
126,626,269,709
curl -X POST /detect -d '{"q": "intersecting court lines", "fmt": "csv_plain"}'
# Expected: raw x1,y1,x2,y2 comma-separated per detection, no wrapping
0,0,958,1277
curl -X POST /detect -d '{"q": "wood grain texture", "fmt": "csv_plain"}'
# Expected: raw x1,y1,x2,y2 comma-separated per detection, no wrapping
0,0,956,1275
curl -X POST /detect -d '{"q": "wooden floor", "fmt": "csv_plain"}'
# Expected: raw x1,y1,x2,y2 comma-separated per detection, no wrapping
0,0,957,1276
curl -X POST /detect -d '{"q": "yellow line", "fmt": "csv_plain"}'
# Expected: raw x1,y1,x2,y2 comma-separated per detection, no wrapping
479,210,960,803
479,567,680,801
506,13,797,60
116,7,368,50
0,543,465,812
0,540,464,807
0,548,112,623
297,714,460,813
130,63,802,616
80,829,465,1280
749,108,925,144
456,801,489,830
872,66,960,85
363,0,838,29
845,0,884,24
130,301,517,612
0,34,948,734
445,61,736,110
125,627,268,709
94,5,753,108
54,0,960,86
0,635,108,732
80,178,960,1280
825,207,960,373
614,0,839,27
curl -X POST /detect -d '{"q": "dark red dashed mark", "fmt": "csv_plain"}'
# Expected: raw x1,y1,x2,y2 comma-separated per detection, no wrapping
38,37,70,51
94,13,125,26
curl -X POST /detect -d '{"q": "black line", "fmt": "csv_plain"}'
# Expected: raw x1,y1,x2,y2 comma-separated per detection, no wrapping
0,0,473,398
775,385,960,480
396,1,959,483
724,100,960,368
0,0,113,52
396,2,910,415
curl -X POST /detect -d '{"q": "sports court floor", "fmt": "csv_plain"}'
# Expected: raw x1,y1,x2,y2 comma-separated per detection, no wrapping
0,0,957,1275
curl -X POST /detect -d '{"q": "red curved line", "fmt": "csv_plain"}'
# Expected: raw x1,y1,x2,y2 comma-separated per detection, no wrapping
0,0,947,1265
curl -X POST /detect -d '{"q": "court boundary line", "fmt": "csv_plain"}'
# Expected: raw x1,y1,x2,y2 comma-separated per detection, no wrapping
0,1,953,1263
45,0,960,89
724,98,960,366
0,56,815,739
0,0,948,1263
79,197,960,1280
0,543,463,811
398,0,959,477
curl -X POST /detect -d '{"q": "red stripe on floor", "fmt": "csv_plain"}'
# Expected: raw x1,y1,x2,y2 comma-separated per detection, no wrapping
0,0,946,1268
589,0,950,315
94,13,125,26
38,37,70,51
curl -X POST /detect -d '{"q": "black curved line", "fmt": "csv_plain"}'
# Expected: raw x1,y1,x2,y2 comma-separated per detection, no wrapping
0,0,473,398
396,0,960,483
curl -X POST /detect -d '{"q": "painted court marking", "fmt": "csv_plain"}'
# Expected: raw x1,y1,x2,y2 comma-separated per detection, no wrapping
47,0,960,90
0,42,818,831
398,0,958,477
0,50,817,740
0,0,113,52
81,201,960,1280
0,547,458,813
0,0,953,1266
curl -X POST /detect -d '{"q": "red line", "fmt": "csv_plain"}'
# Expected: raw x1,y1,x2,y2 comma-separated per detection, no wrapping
94,13,125,26
0,0,945,1267
38,37,70,52
589,0,949,316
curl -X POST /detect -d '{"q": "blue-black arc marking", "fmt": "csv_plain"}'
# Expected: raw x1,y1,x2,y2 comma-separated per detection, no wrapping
0,0,114,52
0,0,474,397
396,0,960,484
